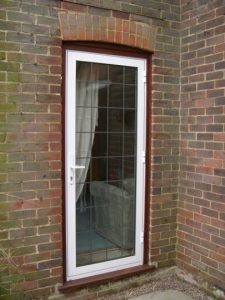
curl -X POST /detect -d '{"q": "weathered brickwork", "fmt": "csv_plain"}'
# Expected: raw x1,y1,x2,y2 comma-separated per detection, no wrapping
0,0,224,299
0,0,62,299
150,0,180,269
59,3,157,51
178,0,225,291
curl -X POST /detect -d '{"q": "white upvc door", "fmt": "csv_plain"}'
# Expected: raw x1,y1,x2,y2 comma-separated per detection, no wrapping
65,50,146,281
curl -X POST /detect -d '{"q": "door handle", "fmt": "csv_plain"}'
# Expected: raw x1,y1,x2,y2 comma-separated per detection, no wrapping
71,165,85,170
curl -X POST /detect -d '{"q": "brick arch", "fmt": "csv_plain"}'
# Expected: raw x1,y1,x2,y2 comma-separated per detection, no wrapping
58,3,157,52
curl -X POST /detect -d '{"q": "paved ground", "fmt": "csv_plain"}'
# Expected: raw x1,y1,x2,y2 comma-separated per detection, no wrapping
100,267,214,300
131,290,194,300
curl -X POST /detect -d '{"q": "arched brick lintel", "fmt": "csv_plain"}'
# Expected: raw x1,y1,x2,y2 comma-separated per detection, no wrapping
58,9,157,52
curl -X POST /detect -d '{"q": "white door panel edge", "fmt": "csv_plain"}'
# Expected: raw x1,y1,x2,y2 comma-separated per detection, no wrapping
65,50,147,281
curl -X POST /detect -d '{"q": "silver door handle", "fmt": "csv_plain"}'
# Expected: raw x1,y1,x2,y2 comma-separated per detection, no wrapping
71,165,85,170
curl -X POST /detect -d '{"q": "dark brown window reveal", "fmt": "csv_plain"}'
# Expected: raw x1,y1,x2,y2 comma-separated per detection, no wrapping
61,42,153,291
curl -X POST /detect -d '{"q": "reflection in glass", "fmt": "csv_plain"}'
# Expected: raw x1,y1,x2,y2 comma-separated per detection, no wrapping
109,84,123,107
90,158,107,182
125,66,137,85
124,133,136,156
124,110,135,131
108,157,123,181
75,61,137,267
108,133,123,156
92,133,107,157
125,85,136,108
95,108,107,132
109,65,123,83
109,109,123,132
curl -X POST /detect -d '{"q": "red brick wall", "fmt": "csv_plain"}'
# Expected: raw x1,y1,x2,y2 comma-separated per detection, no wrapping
150,0,180,268
178,0,225,290
0,0,62,298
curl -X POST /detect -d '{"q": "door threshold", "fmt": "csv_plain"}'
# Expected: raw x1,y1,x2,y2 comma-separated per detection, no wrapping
60,264,155,293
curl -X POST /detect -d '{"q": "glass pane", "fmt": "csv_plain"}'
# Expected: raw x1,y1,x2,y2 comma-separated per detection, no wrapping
125,66,137,85
93,62,108,81
98,86,107,107
109,109,123,132
76,108,95,132
76,62,91,80
108,157,123,181
75,61,137,267
109,84,123,107
108,133,123,156
124,85,136,108
95,108,107,132
123,157,136,179
90,158,107,181
124,109,135,132
92,133,107,157
76,82,92,107
109,65,123,83
124,133,136,156
76,133,94,157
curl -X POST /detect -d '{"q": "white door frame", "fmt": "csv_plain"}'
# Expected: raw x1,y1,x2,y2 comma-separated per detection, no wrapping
65,50,147,281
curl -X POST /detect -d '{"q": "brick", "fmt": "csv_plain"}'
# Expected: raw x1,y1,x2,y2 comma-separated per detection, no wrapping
214,168,225,177
121,2,142,14
205,142,223,151
213,185,225,194
0,61,20,72
197,133,213,141
198,81,214,90
189,40,205,51
215,79,225,88
88,6,110,17
205,53,223,64
202,224,219,236
211,236,225,247
12,246,36,256
38,259,61,270
206,71,223,81
215,97,225,106
197,29,214,41
198,64,214,73
197,46,213,57
22,24,47,35
198,10,215,23
22,63,49,74
201,256,218,269
206,124,223,132
7,11,33,23
112,10,129,20
215,61,225,70
0,20,20,31
206,16,225,30
7,32,34,44
61,1,87,12
10,227,36,239
21,3,48,16
207,89,224,98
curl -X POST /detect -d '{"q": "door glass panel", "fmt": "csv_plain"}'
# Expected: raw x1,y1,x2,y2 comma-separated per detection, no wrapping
109,84,123,107
75,61,137,267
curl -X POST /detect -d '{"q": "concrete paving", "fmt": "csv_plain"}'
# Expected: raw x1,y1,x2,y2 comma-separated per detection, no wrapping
131,290,194,300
